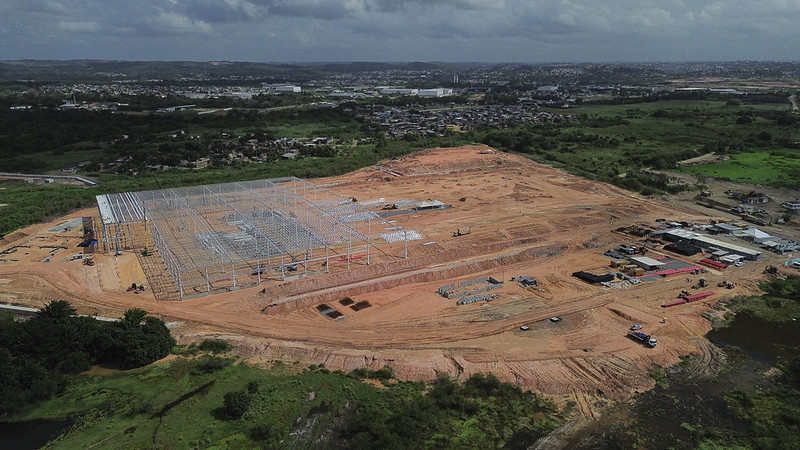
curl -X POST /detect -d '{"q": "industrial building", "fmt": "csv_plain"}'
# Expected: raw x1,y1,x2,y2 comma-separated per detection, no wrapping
417,88,454,98
654,229,762,260
96,177,418,300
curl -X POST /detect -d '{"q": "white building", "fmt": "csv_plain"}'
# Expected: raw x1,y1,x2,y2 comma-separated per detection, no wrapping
417,88,454,98
276,85,301,93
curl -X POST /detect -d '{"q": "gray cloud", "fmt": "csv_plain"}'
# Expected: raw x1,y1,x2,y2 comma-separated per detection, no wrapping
0,0,798,61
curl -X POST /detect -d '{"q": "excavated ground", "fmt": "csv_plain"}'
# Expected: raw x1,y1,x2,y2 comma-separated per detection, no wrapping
2,145,797,419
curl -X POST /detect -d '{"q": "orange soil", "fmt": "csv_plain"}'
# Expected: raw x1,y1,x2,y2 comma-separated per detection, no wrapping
1,145,795,413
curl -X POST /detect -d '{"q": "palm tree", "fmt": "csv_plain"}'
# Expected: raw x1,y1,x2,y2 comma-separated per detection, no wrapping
122,308,148,328
37,300,76,321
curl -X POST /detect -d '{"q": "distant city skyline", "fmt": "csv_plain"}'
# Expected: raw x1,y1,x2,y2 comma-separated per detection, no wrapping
1,1,798,63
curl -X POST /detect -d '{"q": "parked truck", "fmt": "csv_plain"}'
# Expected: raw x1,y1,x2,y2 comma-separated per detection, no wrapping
627,330,657,347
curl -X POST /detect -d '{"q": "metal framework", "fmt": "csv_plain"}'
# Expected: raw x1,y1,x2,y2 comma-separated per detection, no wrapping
97,177,415,299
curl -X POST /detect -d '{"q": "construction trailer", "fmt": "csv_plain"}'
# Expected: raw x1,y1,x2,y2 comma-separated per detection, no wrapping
96,177,418,300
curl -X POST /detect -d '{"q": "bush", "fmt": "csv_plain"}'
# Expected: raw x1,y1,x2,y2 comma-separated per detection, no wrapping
223,390,251,419
198,338,230,354
194,357,231,374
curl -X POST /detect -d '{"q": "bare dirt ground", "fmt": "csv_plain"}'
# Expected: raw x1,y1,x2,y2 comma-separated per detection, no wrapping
2,145,799,422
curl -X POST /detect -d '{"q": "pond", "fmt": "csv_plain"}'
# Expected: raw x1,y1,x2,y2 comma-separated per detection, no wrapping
707,311,800,365
0,418,73,449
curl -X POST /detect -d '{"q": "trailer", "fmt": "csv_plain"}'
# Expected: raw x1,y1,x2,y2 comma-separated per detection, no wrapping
661,299,687,308
684,291,714,302
698,258,728,270
663,290,714,307
627,330,657,347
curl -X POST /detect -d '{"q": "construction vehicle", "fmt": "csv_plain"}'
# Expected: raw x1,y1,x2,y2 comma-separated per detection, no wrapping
382,203,397,210
698,278,707,287
83,255,95,266
763,265,778,275
127,282,146,292
678,290,689,299
718,279,734,289
627,330,657,347
453,227,471,237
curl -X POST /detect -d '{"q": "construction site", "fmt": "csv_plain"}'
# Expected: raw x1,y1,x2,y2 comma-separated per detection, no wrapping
2,144,798,418
95,177,418,301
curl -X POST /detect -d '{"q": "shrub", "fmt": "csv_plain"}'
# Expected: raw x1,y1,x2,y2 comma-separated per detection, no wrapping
223,390,251,419
198,338,230,354
194,357,230,374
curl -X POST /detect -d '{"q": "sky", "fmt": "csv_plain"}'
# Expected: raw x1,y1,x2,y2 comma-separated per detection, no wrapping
1,0,799,63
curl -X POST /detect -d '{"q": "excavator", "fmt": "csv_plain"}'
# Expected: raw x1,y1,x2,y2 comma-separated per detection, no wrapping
763,265,778,275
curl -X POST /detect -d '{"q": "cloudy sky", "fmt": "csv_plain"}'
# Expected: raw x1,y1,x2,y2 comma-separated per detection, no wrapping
1,0,798,62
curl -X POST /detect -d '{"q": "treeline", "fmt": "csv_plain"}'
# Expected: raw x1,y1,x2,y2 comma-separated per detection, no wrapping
0,301,174,415
0,104,365,172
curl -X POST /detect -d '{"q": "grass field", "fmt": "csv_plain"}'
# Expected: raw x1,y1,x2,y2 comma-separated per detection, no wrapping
12,356,560,448
15,358,382,448
675,151,800,188
531,99,799,188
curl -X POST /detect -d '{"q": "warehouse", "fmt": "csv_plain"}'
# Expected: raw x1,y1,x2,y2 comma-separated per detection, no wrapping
692,235,762,260
654,229,762,261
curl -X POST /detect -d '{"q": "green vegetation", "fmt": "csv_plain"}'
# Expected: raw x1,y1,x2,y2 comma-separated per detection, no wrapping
475,99,800,194
9,358,561,448
2,300,561,448
0,182,97,236
198,338,231,354
0,301,174,416
677,150,800,187
720,275,800,323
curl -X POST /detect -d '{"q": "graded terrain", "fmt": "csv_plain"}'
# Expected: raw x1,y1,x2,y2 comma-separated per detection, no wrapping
1,145,796,417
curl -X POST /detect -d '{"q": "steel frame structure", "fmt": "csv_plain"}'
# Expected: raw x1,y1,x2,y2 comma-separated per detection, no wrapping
97,177,410,299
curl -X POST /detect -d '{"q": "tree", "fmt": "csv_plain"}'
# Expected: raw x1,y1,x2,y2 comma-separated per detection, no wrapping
223,390,251,419
37,300,77,322
122,308,148,328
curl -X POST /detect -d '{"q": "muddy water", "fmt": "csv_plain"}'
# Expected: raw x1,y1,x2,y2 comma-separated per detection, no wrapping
707,311,800,365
